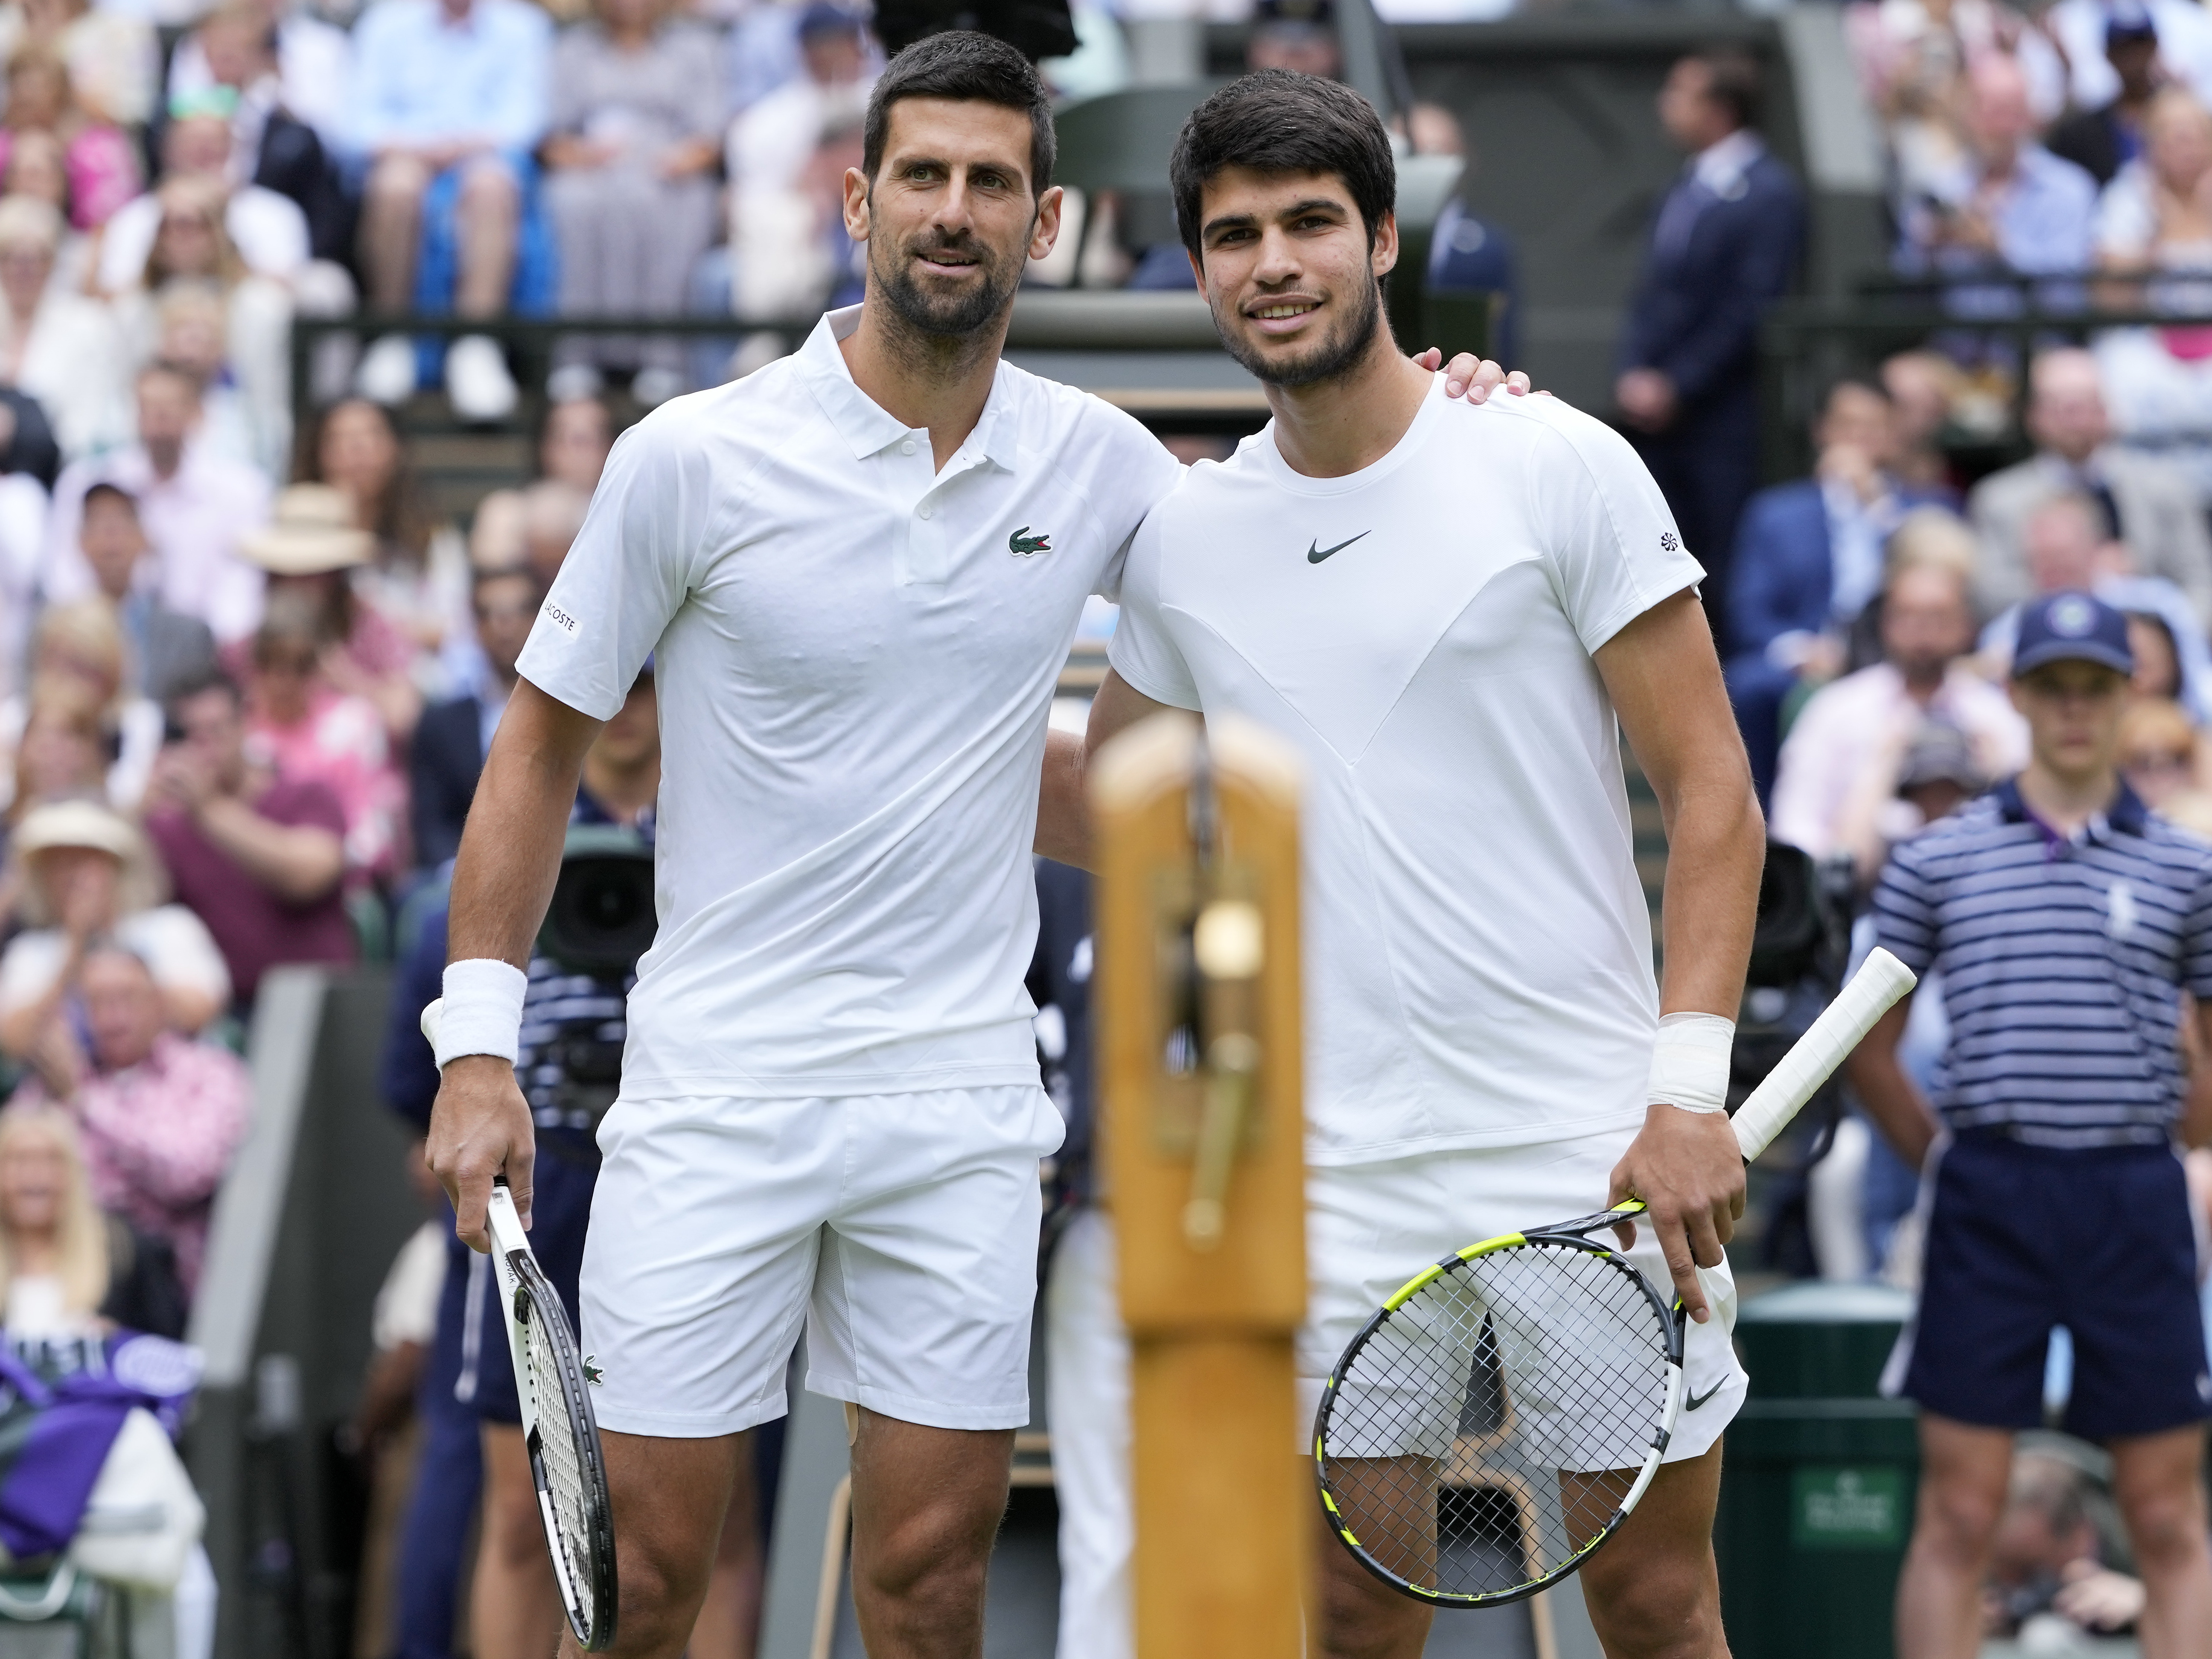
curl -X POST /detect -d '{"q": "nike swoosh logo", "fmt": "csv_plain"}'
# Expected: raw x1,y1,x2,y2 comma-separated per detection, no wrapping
1685,1379,1728,1413
1307,531,1370,564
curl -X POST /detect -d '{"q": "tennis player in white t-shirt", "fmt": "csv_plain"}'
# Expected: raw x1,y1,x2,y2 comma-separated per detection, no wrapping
1037,72,1766,1659
424,34,1515,1656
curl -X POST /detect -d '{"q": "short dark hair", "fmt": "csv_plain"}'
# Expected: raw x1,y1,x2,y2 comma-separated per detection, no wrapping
863,30,1055,198
81,481,139,519
1170,70,1396,264
164,665,242,715
1693,48,1763,131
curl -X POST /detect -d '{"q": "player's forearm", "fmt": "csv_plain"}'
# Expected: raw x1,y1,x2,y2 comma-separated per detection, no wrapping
1652,773,1764,1019
1035,729,1093,870
448,679,601,969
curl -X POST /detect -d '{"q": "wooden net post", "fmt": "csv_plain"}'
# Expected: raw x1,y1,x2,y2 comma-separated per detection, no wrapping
1091,712,1307,1659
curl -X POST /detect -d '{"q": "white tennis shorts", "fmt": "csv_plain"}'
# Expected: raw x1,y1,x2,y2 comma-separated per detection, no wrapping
1299,1128,1748,1464
578,1085,1062,1438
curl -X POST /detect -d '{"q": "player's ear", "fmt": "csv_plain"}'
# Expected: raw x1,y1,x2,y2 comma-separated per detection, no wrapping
1029,184,1065,263
843,167,872,243
1370,208,1399,280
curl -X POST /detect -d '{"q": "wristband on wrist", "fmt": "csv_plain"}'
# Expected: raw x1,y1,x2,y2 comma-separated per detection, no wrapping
1646,1011,1735,1116
434,958,527,1070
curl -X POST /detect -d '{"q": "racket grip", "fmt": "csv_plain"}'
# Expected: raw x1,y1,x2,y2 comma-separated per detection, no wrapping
421,997,443,1054
1730,948,1918,1163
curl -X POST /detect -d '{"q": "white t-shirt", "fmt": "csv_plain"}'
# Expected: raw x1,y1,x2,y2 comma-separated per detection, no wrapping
1110,376,1704,1164
95,186,310,294
518,306,1181,1099
0,906,233,1017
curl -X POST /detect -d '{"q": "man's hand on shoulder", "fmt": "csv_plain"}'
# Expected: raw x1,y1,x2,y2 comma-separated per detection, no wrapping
428,1054,536,1252
1606,1103,1746,1325
1412,348,1541,405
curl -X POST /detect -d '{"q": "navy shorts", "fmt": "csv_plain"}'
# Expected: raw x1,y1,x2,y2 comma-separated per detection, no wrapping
460,1140,597,1427
1895,1132,2211,1441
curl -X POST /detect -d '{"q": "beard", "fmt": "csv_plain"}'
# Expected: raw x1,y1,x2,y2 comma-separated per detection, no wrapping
871,220,1026,341
1213,274,1384,390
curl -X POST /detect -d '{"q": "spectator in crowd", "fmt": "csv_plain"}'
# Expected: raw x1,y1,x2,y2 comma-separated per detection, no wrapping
0,801,230,1096
2119,694,2203,807
1725,380,1946,798
5,941,249,1294
0,128,85,285
1405,102,1521,369
1615,47,1806,607
1247,0,1339,77
0,1103,185,1339
0,193,128,460
0,601,163,812
295,398,471,683
411,566,536,869
1983,1451,2143,1643
0,47,136,230
96,103,312,295
1894,55,2098,292
167,0,352,156
726,1,872,325
238,590,404,881
2048,2,2162,186
133,281,265,477
72,484,218,704
1,686,105,839
1970,347,2212,622
2049,0,2212,113
171,9,352,266
42,361,272,647
468,393,610,570
542,0,723,407
0,0,157,132
348,0,554,422
143,667,351,1006
1852,591,2212,1659
1883,349,1965,497
512,478,587,590
1770,557,2027,870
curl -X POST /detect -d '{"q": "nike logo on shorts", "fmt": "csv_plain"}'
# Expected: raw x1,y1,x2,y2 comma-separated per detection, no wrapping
1685,1378,1727,1412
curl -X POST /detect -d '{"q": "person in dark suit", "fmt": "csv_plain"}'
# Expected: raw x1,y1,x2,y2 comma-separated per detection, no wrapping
1723,376,1951,801
2046,3,2161,189
409,566,539,869
1616,48,1807,614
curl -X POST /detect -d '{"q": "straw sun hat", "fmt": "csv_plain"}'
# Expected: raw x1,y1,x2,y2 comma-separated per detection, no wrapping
12,798,166,921
239,484,375,577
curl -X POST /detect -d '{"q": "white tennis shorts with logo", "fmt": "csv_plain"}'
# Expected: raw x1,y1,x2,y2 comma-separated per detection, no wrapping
579,1084,1062,1437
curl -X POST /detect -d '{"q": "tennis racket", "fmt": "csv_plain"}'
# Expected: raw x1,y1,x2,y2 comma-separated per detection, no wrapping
422,997,620,1649
1314,947,1917,1608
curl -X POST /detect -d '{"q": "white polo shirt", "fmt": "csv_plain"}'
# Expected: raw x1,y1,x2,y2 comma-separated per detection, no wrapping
1110,376,1705,1163
518,306,1180,1099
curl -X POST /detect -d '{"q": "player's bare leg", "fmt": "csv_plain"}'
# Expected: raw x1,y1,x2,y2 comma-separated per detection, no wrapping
847,1409,1016,1659
475,1423,566,1659
2109,1424,2212,1659
1577,1443,1730,1659
562,1428,752,1658
1894,1413,2013,1659
1311,1463,1434,1659
690,1429,766,1657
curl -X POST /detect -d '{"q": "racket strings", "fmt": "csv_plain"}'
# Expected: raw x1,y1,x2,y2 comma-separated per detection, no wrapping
526,1309,598,1624
1320,1240,1672,1601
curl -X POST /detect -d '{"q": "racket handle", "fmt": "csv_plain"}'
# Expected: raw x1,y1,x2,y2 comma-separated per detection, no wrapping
1730,947,1918,1163
486,1177,532,1259
421,997,443,1053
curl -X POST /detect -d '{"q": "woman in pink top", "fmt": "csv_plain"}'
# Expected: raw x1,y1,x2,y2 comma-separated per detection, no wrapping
0,49,139,228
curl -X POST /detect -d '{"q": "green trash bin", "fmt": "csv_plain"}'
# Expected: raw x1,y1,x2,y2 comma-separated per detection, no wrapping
1716,1282,1921,1659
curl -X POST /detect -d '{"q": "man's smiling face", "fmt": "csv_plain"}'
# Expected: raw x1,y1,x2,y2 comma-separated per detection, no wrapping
848,97,1061,339
1192,165,1395,389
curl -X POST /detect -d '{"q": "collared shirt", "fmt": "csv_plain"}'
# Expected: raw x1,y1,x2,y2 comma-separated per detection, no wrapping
1821,476,1906,622
346,0,550,156
1872,778,2212,1147
517,305,1181,1097
1769,662,2029,857
40,443,271,644
1653,129,1766,259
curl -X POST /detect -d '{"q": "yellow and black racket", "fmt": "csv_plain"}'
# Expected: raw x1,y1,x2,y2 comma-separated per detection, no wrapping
1314,949,1916,1607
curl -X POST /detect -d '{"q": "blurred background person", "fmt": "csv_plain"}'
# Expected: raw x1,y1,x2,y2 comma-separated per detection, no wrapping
410,565,535,870
1882,349,1967,497
0,192,127,461
0,600,164,812
0,45,138,231
1615,47,1806,609
165,0,353,159
2047,1,2162,187
2119,694,2205,810
0,1103,184,1338
467,393,609,571
69,483,217,705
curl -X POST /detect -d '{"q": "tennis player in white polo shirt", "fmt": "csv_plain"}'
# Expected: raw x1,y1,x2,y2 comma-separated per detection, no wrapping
425,33,1515,1656
1038,73,1766,1659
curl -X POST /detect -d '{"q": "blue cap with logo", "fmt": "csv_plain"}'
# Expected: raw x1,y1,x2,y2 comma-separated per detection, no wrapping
2011,590,2134,677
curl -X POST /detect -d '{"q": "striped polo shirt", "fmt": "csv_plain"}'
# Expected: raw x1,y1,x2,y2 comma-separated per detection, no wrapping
1871,778,2212,1148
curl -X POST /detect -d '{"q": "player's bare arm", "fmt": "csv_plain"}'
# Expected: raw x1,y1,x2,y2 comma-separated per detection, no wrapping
1594,586,1765,1323
427,677,603,1251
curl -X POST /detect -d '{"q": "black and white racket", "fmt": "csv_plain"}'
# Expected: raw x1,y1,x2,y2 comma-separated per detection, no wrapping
1314,948,1917,1608
423,997,620,1649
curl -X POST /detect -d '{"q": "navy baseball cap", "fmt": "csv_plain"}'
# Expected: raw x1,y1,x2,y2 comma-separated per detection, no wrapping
2108,1,2157,44
2012,591,2134,677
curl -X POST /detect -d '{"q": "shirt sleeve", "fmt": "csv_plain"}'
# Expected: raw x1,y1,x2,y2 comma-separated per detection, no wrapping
1529,405,1706,655
516,408,711,719
1105,506,1201,711
1082,405,1183,605
1871,838,1939,975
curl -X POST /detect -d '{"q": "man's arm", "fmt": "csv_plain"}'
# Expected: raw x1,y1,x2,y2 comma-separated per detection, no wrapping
1595,587,1767,1323
425,678,601,1250
2184,1000,2212,1150
1845,998,1939,1168
1035,672,1178,871
193,796,346,901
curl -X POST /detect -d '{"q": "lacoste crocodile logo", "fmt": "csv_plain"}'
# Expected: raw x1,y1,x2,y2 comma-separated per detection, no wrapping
1009,526,1052,557
1308,532,1370,564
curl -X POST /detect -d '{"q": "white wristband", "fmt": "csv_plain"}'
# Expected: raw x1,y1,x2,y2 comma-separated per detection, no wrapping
1646,1012,1735,1115
434,958,527,1070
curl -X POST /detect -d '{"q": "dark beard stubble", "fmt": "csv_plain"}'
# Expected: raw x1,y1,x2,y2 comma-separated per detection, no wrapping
1215,273,1384,390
